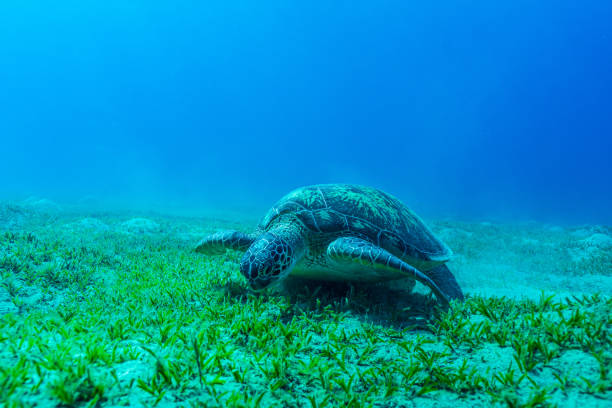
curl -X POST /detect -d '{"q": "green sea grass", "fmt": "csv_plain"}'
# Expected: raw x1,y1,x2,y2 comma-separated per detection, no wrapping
0,207,610,407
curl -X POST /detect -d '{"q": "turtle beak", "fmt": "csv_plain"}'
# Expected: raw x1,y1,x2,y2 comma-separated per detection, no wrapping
249,277,272,291
249,275,287,293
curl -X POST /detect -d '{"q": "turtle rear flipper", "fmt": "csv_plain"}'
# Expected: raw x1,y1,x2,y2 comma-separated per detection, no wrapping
327,237,450,306
195,230,255,255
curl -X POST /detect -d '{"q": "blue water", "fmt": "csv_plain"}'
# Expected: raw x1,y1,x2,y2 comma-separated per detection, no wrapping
1,1,611,223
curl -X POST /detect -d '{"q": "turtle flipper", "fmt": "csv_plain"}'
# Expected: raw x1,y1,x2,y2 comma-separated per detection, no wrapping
427,264,464,301
327,237,451,306
195,230,255,255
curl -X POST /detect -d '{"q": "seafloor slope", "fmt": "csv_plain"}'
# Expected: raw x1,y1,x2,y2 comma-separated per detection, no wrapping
0,200,610,407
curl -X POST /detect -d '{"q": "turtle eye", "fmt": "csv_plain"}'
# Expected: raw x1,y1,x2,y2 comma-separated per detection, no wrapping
262,264,275,277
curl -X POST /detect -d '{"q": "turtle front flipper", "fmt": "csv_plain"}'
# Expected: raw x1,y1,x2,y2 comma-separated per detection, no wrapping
327,237,451,306
426,264,464,301
195,230,256,255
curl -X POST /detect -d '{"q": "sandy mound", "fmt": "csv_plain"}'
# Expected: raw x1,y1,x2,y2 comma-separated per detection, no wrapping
120,218,161,234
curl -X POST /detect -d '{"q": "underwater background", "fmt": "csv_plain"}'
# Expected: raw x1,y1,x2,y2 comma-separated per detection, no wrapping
1,1,611,408
1,0,611,223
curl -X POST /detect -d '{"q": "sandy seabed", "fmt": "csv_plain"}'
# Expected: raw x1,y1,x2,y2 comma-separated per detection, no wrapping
0,200,610,407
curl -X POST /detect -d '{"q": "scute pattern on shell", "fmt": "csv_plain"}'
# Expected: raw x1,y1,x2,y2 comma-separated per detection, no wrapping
260,184,450,261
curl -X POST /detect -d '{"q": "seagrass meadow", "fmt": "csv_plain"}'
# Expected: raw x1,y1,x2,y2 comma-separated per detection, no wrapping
0,201,611,407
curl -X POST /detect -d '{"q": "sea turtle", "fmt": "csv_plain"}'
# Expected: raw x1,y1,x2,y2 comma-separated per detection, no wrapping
195,184,464,305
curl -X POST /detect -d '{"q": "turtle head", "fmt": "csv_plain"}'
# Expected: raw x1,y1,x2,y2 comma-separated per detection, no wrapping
240,229,303,290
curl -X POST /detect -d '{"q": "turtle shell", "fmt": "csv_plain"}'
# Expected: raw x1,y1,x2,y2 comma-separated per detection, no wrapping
259,184,452,266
